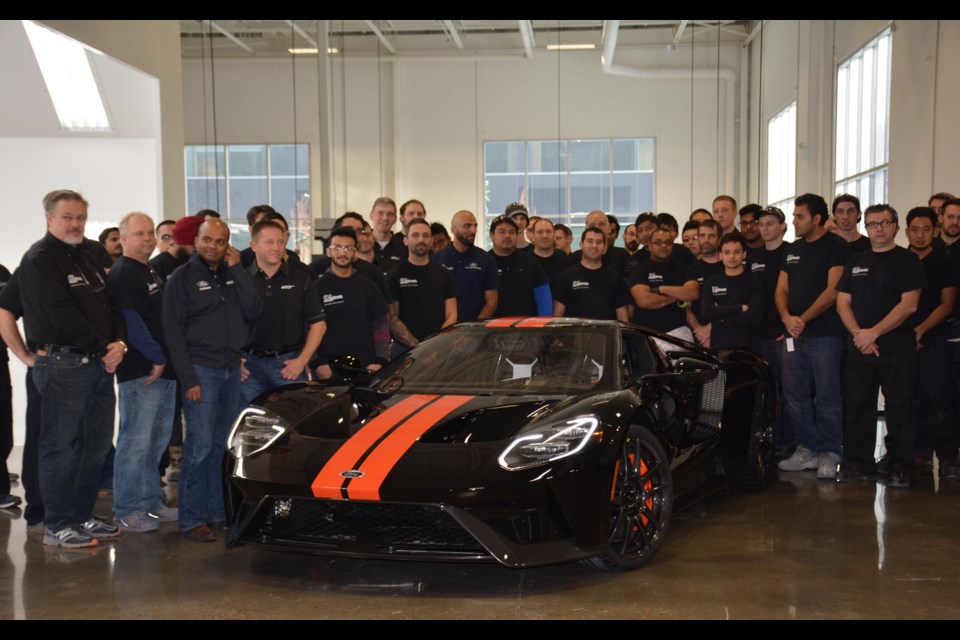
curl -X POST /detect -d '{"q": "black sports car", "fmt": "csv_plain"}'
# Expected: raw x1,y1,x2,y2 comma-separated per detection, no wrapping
224,317,774,570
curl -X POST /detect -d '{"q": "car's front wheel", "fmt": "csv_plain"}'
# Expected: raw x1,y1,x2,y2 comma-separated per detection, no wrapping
587,426,673,571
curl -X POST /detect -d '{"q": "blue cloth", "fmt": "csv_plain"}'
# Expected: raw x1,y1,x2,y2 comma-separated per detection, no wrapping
239,352,305,408
122,308,165,365
533,283,552,316
778,335,843,455
33,352,115,532
114,377,176,518
178,365,240,532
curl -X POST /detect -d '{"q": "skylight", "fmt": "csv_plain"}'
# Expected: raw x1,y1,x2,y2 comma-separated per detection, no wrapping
22,20,112,133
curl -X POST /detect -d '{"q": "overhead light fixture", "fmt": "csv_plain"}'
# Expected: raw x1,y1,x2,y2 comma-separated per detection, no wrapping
546,43,595,51
22,20,112,133
288,47,338,55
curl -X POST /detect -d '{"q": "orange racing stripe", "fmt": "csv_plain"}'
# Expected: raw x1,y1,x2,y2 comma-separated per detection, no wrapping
310,394,437,498
515,317,553,328
346,395,475,501
484,317,524,327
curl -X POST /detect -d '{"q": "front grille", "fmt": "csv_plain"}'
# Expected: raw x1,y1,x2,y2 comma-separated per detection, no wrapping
246,498,488,557
697,369,726,428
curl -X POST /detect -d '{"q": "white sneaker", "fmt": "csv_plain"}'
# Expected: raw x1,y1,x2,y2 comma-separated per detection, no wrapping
778,445,819,471
817,452,842,479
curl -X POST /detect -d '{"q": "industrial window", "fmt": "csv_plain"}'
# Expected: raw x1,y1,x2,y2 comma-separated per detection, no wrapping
184,144,310,255
483,138,655,246
834,28,891,208
767,101,797,241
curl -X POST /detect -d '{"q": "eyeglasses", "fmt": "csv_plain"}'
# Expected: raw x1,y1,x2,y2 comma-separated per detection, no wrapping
159,234,173,241
864,219,896,230
329,244,357,253
739,220,759,227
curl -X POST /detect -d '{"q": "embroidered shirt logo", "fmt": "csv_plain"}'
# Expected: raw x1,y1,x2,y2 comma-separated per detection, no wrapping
786,254,800,264
852,266,869,276
399,277,419,287
196,280,212,291
323,293,344,305
572,280,590,289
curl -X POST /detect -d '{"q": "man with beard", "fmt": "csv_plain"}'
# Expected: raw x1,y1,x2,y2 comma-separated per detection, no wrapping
928,192,955,239
313,227,390,379
554,226,629,321
775,193,850,480
488,215,552,317
904,207,959,480
379,199,427,268
162,218,261,542
99,227,122,265
150,215,202,283
622,224,639,255
387,219,458,350
738,204,765,251
432,210,499,322
686,219,724,348
832,194,871,254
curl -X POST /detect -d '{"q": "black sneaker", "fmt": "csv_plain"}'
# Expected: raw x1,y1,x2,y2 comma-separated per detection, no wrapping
837,460,874,483
0,494,22,509
884,470,911,488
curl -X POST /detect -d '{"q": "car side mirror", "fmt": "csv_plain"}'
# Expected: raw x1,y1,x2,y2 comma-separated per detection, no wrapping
639,357,718,386
330,354,369,377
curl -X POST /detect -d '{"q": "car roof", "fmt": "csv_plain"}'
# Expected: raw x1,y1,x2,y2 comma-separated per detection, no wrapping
461,317,622,330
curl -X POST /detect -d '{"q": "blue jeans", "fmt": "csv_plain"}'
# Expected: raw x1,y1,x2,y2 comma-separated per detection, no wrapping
32,353,115,532
239,352,304,408
114,377,176,518
779,335,844,456
179,365,240,532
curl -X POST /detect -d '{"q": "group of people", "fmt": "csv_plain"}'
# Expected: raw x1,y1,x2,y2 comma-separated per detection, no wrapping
1,186,958,550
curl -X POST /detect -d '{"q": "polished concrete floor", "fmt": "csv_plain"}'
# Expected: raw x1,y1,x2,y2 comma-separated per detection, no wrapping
2,446,960,620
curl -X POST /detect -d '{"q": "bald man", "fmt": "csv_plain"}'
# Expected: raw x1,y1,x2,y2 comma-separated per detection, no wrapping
431,210,499,321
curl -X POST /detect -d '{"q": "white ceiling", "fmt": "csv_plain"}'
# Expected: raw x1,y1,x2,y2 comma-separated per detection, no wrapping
179,20,755,59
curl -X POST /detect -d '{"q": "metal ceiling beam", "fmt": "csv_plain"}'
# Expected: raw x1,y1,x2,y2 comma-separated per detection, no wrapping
209,20,254,53
285,20,317,48
364,20,397,54
440,20,464,49
673,20,689,46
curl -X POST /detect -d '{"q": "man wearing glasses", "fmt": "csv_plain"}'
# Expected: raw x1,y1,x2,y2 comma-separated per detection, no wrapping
313,226,390,380
737,204,765,251
836,205,925,487
155,220,175,255
628,227,699,344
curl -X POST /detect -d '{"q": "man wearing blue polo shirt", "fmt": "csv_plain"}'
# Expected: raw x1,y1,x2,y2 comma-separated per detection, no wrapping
432,210,499,321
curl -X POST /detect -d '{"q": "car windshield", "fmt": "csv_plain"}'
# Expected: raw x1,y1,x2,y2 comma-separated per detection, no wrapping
372,325,615,395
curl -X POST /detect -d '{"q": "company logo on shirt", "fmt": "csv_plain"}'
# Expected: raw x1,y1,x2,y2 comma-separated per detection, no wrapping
712,286,727,295
852,266,869,276
147,281,159,292
786,254,800,265
399,277,419,287
751,262,765,273
323,293,344,305
196,280,212,291
647,273,664,283
465,262,483,271
67,274,86,287
225,280,234,286
280,284,296,290
572,280,590,290
441,264,454,271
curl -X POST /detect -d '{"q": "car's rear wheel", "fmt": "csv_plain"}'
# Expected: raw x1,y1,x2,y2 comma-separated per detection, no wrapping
587,426,673,571
739,380,775,490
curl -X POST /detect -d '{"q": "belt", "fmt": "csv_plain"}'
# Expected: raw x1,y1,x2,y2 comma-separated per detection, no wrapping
248,347,301,358
38,344,97,358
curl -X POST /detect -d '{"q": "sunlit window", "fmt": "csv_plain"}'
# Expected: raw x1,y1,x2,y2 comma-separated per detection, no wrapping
767,101,796,240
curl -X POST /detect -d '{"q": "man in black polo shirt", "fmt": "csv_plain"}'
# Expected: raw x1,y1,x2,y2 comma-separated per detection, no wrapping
162,218,261,542
386,218,458,350
554,226,629,321
686,219,724,348
905,207,959,480
628,227,700,346
530,217,570,289
240,220,326,406
836,204,925,487
488,215,552,317
108,212,179,533
9,189,127,548
569,210,629,280
314,227,390,380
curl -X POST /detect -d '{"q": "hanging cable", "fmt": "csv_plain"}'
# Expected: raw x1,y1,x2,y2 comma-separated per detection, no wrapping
757,20,764,203
208,20,221,213
377,22,384,196
689,23,695,212
717,23,722,196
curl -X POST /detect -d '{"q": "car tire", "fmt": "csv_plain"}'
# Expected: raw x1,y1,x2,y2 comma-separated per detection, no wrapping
738,380,775,490
587,425,673,571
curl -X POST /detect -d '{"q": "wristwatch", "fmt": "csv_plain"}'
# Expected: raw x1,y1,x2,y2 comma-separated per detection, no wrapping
117,340,128,354
650,286,661,295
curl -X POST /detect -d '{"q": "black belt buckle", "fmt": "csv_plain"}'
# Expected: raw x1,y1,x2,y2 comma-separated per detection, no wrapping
250,347,300,358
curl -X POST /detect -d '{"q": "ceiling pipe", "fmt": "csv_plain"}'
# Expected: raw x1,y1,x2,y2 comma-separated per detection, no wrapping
364,20,397,54
673,20,689,46
440,20,464,49
518,20,534,58
285,20,317,48
601,19,620,70
209,20,253,53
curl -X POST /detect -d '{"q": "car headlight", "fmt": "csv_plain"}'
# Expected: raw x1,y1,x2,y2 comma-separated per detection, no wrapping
497,416,599,471
228,407,289,458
